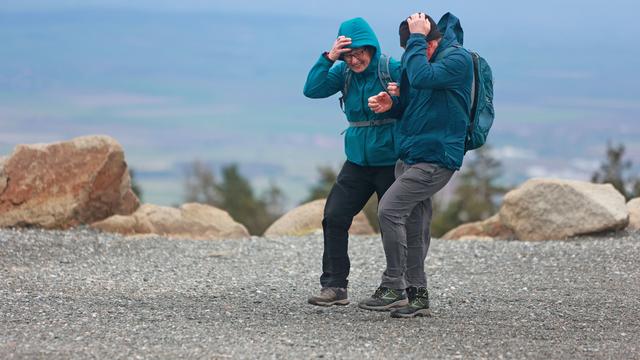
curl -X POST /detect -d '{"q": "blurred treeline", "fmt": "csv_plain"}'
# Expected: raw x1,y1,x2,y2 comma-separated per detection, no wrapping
129,141,640,236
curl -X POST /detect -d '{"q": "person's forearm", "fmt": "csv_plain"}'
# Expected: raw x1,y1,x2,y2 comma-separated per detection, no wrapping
303,54,341,98
404,35,467,90
403,35,434,89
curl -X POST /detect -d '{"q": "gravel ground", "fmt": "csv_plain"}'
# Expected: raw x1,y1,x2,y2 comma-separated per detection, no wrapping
1,228,639,359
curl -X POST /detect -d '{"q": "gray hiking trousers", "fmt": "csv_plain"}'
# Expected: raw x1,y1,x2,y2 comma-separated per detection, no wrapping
378,160,454,290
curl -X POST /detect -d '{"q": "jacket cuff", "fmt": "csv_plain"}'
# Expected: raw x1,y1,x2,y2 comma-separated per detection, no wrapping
408,33,427,43
321,51,336,63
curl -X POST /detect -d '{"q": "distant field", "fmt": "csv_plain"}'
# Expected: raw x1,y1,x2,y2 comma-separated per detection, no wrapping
1,9,639,207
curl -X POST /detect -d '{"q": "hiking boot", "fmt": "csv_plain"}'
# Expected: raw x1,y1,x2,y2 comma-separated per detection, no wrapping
307,287,349,307
390,287,431,318
406,286,417,302
358,287,408,311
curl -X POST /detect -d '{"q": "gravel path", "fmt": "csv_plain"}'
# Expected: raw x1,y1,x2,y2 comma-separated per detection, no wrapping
1,228,639,359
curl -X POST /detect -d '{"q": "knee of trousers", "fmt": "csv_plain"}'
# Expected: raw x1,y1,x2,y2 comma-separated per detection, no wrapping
322,213,352,231
377,202,404,226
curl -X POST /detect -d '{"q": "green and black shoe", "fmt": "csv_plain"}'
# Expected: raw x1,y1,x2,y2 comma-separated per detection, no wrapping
358,287,408,311
406,286,418,301
390,287,431,318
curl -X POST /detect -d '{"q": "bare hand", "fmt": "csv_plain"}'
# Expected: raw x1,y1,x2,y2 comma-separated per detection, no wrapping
328,36,352,61
407,13,430,35
387,82,400,97
368,92,393,113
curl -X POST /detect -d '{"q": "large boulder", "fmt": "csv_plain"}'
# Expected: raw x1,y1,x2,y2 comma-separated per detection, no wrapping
441,214,516,240
627,198,640,231
499,178,629,240
0,136,139,229
264,199,374,237
92,203,250,240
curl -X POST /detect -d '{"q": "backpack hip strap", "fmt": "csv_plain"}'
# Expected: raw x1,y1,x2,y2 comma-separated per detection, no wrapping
349,118,397,128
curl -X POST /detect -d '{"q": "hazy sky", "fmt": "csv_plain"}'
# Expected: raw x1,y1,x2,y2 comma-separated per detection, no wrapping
0,0,636,11
1,0,639,206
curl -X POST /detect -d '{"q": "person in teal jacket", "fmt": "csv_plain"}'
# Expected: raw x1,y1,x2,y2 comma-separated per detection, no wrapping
363,12,474,318
303,17,402,307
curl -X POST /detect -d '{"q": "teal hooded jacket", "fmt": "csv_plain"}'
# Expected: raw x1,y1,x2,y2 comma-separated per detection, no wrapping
391,13,473,170
303,17,401,167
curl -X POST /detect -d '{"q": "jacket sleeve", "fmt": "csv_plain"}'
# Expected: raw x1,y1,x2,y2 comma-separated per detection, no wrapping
303,54,345,98
403,34,470,90
386,96,405,119
389,57,402,83
380,58,404,118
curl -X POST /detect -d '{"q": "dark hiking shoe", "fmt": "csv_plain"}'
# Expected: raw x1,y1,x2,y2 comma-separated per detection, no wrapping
390,287,431,318
406,286,418,302
307,287,349,307
358,287,408,311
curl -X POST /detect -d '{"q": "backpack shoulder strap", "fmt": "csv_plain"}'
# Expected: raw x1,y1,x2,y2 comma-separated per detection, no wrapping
339,64,352,113
342,64,352,95
468,51,480,118
377,54,393,92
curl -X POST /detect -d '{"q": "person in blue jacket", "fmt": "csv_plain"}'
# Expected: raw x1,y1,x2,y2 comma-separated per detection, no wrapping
362,12,474,318
303,17,402,307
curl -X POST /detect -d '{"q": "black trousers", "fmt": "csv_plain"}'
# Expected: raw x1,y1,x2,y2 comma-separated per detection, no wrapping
320,160,396,288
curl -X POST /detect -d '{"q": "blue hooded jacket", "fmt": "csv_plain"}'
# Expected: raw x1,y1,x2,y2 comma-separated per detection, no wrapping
303,17,401,167
391,13,473,170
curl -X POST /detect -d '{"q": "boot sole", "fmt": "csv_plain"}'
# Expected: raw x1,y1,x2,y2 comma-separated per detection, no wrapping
308,299,350,307
357,298,409,312
390,308,432,318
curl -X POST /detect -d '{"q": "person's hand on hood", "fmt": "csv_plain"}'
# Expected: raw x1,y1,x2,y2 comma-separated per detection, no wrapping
328,36,352,61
